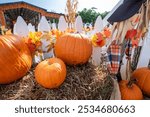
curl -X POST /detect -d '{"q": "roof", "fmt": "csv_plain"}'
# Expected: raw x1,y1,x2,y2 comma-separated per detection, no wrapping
0,1,63,16
0,1,64,26
0,1,46,10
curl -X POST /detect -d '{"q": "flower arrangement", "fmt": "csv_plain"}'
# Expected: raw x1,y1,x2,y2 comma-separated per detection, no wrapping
26,30,59,57
51,29,64,39
26,32,43,55
91,28,111,47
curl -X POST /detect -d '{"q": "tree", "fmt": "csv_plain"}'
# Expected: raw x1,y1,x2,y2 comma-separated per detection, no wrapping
78,8,109,24
101,11,109,19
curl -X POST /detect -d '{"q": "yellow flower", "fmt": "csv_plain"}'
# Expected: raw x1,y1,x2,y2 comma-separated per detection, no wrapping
28,32,42,43
91,34,98,46
29,32,34,39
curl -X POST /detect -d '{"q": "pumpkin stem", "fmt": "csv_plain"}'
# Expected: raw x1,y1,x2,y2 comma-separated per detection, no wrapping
46,59,51,65
127,79,137,87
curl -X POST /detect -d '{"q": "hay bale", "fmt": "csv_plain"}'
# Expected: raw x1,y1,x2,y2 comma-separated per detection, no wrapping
0,63,113,100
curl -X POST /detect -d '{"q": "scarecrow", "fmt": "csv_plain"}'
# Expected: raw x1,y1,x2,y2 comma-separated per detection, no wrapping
105,0,150,100
107,0,148,81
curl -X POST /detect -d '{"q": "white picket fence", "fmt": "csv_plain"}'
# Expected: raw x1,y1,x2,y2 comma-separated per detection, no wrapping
13,15,150,71
13,15,105,66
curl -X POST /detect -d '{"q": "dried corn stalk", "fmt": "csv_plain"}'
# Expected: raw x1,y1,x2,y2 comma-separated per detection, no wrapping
65,0,78,28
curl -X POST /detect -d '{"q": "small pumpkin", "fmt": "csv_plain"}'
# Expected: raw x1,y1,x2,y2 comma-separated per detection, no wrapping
119,80,143,100
0,35,32,84
132,67,150,96
35,58,66,89
54,33,92,65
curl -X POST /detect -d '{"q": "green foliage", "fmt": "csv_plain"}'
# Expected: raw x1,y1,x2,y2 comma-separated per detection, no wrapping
101,11,109,19
78,8,109,24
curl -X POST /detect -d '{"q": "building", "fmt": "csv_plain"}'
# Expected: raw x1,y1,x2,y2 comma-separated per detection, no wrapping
0,1,63,29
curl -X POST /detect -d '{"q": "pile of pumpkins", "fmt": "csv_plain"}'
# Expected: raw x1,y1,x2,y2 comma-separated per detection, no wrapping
0,34,150,100
0,33,92,88
119,68,150,100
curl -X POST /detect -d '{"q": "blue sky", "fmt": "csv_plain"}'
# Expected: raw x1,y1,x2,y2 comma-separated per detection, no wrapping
0,0,120,13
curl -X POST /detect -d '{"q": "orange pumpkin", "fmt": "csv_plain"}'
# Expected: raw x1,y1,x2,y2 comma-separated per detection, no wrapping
54,33,92,65
119,80,143,100
35,58,66,89
132,67,150,96
0,35,32,84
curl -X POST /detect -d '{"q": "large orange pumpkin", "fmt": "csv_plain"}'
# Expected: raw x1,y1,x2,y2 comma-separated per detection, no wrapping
35,58,66,89
132,67,150,96
0,35,32,84
54,33,92,65
119,80,143,100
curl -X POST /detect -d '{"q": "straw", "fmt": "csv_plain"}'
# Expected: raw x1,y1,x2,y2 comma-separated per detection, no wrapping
0,62,114,100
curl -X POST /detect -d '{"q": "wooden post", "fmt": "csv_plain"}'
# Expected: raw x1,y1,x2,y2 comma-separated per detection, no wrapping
0,10,6,26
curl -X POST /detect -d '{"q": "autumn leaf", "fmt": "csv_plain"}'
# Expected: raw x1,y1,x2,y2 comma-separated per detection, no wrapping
125,29,137,39
102,28,111,38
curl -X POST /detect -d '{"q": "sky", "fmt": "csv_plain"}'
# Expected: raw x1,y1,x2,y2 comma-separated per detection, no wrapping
0,0,120,13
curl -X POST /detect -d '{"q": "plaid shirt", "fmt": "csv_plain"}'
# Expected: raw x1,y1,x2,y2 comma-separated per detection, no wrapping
125,40,132,59
106,40,121,75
